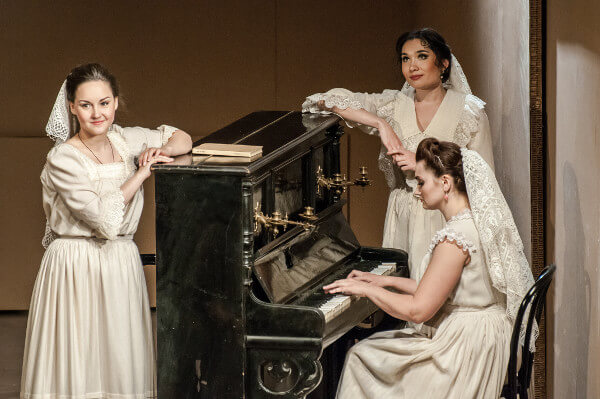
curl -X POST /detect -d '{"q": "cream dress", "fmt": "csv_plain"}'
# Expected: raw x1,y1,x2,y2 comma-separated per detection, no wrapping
336,209,511,398
303,88,495,279
20,125,176,399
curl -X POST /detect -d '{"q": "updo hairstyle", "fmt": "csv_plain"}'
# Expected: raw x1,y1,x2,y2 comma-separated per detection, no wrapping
416,138,466,193
66,63,120,133
395,28,452,83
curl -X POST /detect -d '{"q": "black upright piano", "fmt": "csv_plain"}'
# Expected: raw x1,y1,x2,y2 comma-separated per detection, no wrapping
153,111,408,398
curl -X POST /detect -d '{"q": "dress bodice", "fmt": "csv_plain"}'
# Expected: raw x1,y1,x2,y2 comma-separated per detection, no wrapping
41,124,177,244
418,209,505,308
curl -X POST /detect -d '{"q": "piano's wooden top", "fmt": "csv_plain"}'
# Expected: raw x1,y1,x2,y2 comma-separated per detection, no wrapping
153,111,340,175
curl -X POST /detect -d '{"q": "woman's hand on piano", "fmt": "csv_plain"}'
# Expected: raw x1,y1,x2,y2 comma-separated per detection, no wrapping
347,270,388,287
323,278,370,297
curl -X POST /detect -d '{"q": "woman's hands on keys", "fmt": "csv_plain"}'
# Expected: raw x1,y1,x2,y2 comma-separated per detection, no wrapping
323,278,370,297
346,270,388,287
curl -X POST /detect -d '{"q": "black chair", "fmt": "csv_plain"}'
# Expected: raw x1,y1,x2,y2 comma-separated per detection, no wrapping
501,264,556,399
140,253,156,265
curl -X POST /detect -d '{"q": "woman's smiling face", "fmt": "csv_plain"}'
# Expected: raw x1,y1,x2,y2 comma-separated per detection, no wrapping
69,80,118,136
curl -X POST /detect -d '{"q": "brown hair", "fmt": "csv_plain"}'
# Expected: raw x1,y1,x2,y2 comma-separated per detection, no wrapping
416,138,466,193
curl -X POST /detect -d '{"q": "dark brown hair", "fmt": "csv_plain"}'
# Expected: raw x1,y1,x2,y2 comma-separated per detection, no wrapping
396,28,452,83
416,138,466,193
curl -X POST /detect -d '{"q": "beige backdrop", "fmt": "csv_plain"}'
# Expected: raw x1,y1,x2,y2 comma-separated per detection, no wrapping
0,0,416,309
547,0,600,397
1,3,533,359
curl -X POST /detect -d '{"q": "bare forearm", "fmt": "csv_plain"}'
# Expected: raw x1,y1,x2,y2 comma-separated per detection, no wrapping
365,286,421,322
120,171,147,205
381,276,418,295
161,130,192,157
331,107,388,131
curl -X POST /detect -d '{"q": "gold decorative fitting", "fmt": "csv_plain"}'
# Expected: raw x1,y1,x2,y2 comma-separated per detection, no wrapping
254,203,315,238
316,165,371,197
299,206,318,221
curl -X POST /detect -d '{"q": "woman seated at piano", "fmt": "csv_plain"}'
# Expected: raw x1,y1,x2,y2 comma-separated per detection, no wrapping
21,63,192,398
323,138,534,398
302,28,494,283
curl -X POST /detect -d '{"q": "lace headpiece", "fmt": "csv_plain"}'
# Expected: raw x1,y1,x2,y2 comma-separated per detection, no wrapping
461,148,537,350
45,80,72,144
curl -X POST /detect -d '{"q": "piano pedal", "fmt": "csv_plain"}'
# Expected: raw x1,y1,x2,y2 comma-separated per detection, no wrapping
356,309,385,329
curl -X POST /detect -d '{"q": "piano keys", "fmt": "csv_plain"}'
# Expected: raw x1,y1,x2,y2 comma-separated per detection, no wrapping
153,111,408,398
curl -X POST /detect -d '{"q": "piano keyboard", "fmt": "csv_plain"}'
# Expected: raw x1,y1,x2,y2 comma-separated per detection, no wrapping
319,262,397,322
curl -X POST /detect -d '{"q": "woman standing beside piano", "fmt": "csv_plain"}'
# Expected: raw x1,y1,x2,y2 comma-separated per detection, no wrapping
302,28,494,280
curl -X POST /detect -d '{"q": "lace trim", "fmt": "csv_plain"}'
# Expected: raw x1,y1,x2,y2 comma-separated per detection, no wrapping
41,220,57,249
97,189,126,240
157,124,178,147
428,227,477,256
107,131,135,178
453,94,486,147
461,148,537,350
302,93,364,114
447,208,473,223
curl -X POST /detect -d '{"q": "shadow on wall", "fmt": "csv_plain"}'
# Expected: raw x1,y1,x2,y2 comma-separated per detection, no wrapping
560,163,590,397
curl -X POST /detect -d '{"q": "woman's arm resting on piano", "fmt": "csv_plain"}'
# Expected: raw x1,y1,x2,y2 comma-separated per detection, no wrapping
317,101,404,154
347,270,417,295
325,241,467,324
139,129,192,166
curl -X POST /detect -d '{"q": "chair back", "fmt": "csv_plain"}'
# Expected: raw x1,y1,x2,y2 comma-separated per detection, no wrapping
501,264,556,399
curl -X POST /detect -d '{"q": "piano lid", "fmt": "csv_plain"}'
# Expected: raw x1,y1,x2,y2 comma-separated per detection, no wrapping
152,111,340,174
253,202,360,304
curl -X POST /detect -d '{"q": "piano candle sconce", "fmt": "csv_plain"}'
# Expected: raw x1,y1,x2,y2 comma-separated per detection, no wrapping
316,165,371,198
254,203,315,238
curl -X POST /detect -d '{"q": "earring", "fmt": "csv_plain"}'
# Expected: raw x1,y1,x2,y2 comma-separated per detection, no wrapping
440,69,445,79
444,192,449,201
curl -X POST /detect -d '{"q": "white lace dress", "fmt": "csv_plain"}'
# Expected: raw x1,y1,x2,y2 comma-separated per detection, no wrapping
20,125,176,399
336,210,511,398
302,88,495,279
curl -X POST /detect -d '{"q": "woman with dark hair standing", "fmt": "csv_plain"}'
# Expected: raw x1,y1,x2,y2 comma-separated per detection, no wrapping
324,138,533,398
20,63,192,398
303,28,494,281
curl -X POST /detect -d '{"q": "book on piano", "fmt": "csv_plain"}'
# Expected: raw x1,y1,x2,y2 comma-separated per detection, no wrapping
192,142,263,160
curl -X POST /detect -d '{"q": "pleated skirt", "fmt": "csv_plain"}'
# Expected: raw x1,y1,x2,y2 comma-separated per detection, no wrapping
336,306,511,399
20,237,156,399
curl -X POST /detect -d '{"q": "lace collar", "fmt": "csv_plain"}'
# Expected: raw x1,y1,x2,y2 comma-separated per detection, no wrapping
447,208,472,223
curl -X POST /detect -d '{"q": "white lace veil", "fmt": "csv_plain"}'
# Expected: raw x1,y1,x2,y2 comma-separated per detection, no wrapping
401,54,472,96
42,80,73,248
461,148,537,350
46,80,72,144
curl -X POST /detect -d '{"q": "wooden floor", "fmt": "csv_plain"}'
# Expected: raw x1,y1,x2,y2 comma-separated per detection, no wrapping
0,310,157,399
0,312,26,399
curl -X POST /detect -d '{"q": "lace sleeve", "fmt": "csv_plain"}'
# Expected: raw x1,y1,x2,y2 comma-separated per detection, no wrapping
455,94,495,170
114,124,179,157
302,88,399,135
428,227,477,256
45,146,125,240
